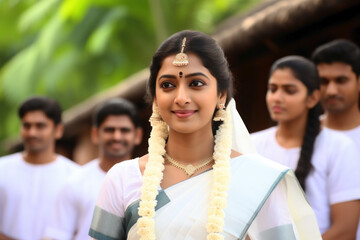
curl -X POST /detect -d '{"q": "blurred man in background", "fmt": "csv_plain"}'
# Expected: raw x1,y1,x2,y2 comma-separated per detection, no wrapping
312,39,360,240
0,96,79,240
44,98,143,240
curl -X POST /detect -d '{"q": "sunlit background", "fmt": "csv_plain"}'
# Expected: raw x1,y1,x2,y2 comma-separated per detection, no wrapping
0,0,263,155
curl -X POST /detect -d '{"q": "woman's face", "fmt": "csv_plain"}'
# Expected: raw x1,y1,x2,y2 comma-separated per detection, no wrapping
155,53,225,135
266,68,314,123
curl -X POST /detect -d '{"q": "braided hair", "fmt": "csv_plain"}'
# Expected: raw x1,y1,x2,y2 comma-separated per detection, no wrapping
270,56,321,191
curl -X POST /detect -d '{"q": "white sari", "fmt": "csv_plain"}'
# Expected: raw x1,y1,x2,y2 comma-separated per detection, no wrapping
90,154,321,240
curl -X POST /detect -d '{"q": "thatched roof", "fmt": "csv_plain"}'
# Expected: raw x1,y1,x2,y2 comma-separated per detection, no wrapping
6,0,360,156
63,0,360,136
214,0,360,53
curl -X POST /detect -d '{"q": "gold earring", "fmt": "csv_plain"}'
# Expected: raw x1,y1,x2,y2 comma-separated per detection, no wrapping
149,103,165,126
213,103,226,121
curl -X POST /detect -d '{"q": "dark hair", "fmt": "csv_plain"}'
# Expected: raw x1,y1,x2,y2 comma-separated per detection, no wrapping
92,98,140,127
18,96,62,125
312,39,360,77
147,30,233,104
270,56,321,191
146,30,233,134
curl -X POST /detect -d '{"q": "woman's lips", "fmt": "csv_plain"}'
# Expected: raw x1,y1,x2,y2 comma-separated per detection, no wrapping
271,106,284,113
172,110,196,118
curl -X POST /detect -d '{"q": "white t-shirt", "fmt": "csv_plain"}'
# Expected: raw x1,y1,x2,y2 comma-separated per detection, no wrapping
324,125,360,240
44,159,106,240
251,127,360,234
325,125,360,147
0,152,79,240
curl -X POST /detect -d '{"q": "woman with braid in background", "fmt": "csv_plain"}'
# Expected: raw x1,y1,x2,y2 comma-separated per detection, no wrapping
251,55,360,240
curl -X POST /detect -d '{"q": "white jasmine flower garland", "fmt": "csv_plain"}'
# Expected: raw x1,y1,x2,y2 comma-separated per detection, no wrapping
137,103,232,240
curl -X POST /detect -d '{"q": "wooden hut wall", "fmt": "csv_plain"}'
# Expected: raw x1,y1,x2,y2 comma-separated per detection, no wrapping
217,0,360,133
6,0,360,163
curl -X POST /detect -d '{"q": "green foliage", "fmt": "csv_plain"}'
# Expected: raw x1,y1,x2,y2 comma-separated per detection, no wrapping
0,0,262,155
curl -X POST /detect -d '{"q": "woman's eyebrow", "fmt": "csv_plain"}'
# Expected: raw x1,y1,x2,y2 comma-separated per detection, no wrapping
185,72,209,79
158,74,177,80
268,83,298,87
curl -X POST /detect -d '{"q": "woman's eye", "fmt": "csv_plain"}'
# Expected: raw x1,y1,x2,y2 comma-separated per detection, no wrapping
160,82,175,89
285,88,297,94
268,86,276,93
189,80,205,87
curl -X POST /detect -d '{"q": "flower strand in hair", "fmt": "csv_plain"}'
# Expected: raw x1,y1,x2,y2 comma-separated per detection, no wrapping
206,104,232,240
137,103,168,240
137,103,232,240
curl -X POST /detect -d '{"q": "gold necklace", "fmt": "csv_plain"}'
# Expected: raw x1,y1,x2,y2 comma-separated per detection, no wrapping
164,153,213,176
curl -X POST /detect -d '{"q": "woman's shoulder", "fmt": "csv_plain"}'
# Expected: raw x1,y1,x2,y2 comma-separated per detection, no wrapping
250,127,277,145
250,126,276,137
138,154,149,176
110,154,148,178
107,157,142,178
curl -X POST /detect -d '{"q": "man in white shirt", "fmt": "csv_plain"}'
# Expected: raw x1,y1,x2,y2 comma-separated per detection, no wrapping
0,96,79,240
312,39,360,240
44,98,143,240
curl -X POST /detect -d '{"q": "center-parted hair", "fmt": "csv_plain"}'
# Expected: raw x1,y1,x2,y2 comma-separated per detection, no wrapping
147,30,233,104
92,98,140,127
146,30,233,134
270,56,321,191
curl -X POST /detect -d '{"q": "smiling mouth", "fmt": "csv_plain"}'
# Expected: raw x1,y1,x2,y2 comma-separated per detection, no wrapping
108,142,126,149
172,110,196,118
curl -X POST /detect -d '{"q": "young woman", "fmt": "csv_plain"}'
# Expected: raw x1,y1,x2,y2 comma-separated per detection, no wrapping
251,56,360,239
89,31,321,240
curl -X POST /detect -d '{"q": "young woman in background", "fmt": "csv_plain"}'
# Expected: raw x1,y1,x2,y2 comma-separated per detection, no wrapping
251,55,360,240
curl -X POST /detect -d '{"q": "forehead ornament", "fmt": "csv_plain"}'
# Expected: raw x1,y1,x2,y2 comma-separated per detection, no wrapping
172,37,189,67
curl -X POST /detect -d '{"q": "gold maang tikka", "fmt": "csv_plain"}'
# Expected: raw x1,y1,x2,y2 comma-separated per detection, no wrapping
172,37,189,66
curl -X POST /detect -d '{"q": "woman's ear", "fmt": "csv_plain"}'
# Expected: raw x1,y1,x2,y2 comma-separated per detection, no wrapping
306,89,320,109
218,91,228,105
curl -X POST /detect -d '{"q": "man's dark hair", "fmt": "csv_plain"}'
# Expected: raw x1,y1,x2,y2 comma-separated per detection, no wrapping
312,39,360,77
92,98,140,127
18,96,62,125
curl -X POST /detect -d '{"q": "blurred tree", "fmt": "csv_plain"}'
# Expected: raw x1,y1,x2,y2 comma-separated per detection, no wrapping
0,0,262,154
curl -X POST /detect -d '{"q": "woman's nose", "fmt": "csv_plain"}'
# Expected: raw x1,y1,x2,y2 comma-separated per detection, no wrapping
174,85,191,106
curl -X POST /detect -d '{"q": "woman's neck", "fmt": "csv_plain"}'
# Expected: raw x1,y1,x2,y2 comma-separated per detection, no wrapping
165,128,215,164
276,116,307,149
